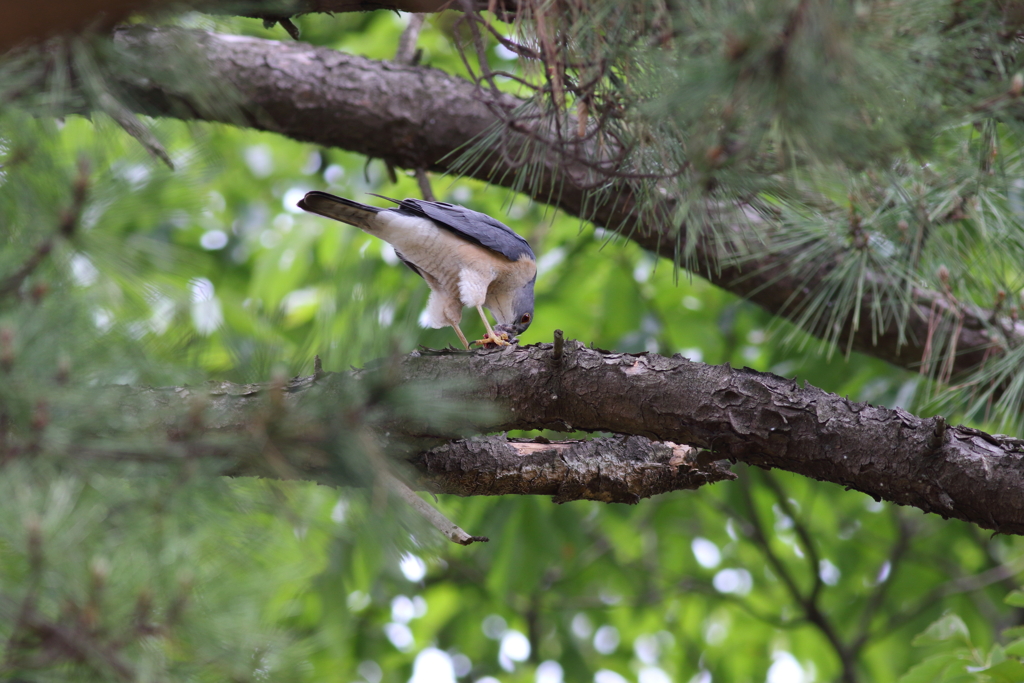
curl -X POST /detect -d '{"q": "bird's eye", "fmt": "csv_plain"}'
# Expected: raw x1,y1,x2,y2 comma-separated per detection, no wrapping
520,313,532,324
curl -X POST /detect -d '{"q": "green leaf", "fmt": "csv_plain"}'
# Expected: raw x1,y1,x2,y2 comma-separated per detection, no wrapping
976,659,1024,683
912,614,972,647
897,654,969,683
1004,639,1024,658
1005,590,1024,608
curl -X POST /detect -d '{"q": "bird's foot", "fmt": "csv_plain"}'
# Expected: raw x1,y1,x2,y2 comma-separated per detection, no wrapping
472,331,510,348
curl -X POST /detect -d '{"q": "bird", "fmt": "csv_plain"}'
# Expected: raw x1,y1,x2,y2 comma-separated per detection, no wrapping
297,191,536,349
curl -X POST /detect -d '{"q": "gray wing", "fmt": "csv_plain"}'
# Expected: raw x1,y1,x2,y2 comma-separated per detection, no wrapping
370,194,534,262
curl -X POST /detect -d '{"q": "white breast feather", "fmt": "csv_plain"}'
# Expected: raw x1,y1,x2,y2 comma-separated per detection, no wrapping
369,210,534,328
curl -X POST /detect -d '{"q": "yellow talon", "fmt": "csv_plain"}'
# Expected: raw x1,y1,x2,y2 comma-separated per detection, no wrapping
472,331,510,348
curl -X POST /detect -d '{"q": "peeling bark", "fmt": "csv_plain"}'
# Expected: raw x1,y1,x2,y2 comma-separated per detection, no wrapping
128,343,1024,534
417,436,735,503
95,27,1020,382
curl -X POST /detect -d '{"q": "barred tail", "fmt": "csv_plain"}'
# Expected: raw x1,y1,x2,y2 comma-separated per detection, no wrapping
297,191,384,229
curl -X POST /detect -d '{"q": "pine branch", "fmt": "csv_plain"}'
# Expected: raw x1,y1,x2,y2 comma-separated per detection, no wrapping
0,157,88,300
72,342,1024,535
87,27,1021,384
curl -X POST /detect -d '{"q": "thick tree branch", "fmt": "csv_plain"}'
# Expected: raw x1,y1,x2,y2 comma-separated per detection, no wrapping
0,0,515,55
124,343,1024,534
95,27,1019,382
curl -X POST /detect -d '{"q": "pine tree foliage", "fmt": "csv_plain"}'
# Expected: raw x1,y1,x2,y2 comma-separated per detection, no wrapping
2,1,1024,682
453,0,1024,429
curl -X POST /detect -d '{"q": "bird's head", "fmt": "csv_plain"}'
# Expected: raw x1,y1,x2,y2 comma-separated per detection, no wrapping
494,276,535,338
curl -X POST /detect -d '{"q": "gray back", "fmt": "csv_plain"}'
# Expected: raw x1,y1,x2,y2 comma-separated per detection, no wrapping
373,195,534,262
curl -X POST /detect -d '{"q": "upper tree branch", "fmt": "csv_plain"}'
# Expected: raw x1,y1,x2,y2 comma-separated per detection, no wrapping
0,0,517,55
131,343,1024,534
96,27,1019,382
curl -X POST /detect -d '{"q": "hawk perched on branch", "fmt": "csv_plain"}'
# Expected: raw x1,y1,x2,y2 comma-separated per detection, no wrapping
298,191,536,349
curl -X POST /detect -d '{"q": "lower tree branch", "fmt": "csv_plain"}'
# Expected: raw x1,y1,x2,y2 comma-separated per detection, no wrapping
119,342,1024,534
417,436,735,503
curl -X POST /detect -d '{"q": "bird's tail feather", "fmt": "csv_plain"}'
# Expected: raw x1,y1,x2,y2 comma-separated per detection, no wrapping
297,191,384,229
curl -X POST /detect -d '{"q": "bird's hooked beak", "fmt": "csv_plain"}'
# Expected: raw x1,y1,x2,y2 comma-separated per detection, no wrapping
494,322,528,339
494,278,535,341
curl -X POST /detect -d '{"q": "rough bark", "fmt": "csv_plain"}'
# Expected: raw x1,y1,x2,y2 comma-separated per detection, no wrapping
417,436,735,503
129,343,1024,534
0,0,513,54
96,26,1020,383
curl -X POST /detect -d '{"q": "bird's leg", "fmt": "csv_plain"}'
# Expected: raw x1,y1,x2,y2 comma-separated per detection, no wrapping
451,323,471,350
472,305,509,347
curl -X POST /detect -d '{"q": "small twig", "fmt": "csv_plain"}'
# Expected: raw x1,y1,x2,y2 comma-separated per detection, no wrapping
552,329,564,360
851,513,914,653
872,547,1024,640
940,311,964,385
739,477,858,682
457,0,502,97
358,426,486,545
481,21,541,60
382,468,489,545
415,169,436,201
0,159,89,300
762,471,824,602
279,18,301,40
3,517,43,670
71,38,173,170
739,479,807,606
395,14,426,65
258,15,301,40
313,354,324,379
0,241,54,301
